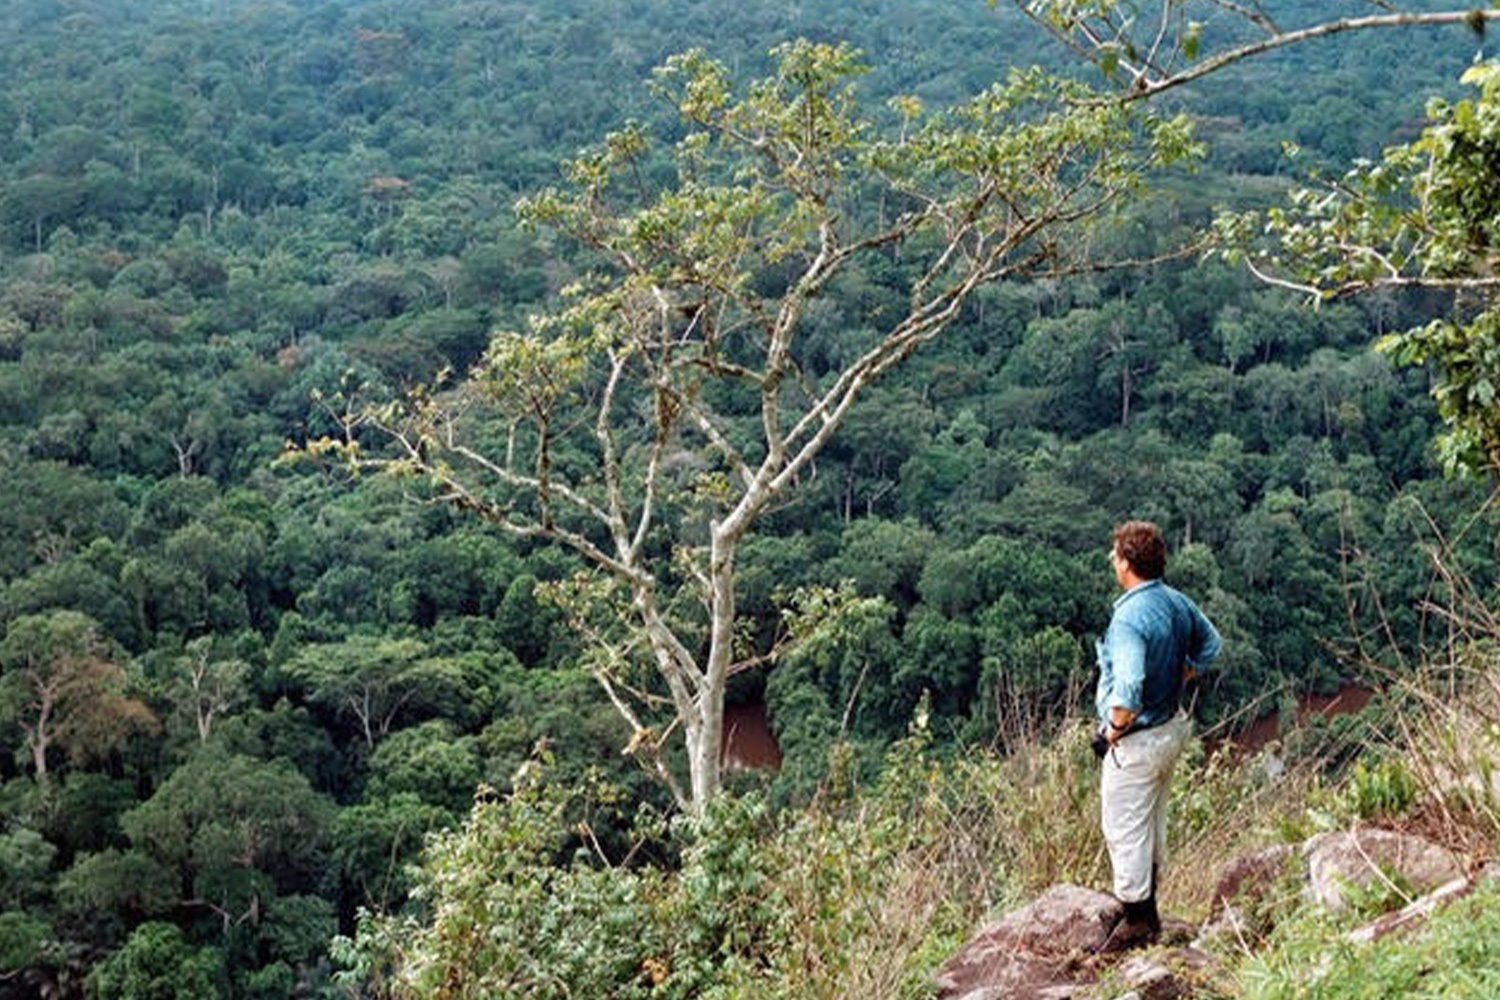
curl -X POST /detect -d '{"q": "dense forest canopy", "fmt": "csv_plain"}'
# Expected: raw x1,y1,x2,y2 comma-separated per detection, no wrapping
1,1,1498,997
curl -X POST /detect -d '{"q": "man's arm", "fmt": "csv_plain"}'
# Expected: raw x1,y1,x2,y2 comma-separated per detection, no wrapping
1188,603,1223,670
1105,624,1146,744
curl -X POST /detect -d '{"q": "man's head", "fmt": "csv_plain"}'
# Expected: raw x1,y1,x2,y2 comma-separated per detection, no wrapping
1110,520,1166,589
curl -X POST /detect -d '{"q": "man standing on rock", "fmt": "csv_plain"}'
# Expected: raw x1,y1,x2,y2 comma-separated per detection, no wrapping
1094,520,1221,952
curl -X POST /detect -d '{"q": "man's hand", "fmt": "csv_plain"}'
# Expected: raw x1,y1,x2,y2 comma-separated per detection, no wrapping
1107,706,1137,745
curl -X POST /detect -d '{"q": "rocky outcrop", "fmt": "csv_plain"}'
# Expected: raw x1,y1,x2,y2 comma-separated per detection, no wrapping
933,885,1121,1000
1302,828,1465,911
937,825,1476,1000
933,888,1213,1000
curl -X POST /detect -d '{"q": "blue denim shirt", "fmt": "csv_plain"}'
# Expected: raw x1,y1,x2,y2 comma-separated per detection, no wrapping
1096,579,1222,729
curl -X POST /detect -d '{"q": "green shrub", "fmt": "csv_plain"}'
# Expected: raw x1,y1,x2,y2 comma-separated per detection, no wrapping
1240,881,1500,1000
338,718,1048,1000
1340,757,1419,822
338,771,674,1000
0,911,52,979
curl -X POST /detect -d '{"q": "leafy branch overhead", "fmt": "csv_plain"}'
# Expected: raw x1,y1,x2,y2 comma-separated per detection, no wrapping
1005,0,1500,102
1005,0,1500,475
1215,62,1500,474
294,39,1199,811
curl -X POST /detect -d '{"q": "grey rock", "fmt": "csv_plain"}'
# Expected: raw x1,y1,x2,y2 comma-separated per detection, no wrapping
1118,956,1175,994
955,988,1084,1000
1346,875,1475,945
1302,828,1465,912
1115,947,1215,1000
1212,844,1297,910
1158,916,1196,947
977,884,1124,958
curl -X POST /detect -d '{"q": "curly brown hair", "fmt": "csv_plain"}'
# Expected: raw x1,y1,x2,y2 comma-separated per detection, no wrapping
1112,520,1166,580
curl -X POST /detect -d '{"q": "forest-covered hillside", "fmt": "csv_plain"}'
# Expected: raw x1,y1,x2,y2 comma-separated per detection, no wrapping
2,1,1498,998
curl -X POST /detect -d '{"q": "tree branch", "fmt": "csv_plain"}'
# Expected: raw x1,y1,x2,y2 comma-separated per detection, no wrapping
446,443,614,528
413,465,649,585
588,651,690,812
769,239,1007,498
676,394,755,489
596,350,632,550
1098,9,1500,105
630,386,671,562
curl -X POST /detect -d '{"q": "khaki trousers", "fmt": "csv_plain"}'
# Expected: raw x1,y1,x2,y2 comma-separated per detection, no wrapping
1100,712,1190,903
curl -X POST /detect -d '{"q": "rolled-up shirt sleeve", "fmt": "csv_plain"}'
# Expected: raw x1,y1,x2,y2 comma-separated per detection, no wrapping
1106,623,1147,712
1188,603,1222,670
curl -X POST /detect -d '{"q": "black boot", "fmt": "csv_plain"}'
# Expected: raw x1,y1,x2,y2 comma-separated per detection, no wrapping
1139,892,1162,937
1096,898,1160,955
1144,864,1162,936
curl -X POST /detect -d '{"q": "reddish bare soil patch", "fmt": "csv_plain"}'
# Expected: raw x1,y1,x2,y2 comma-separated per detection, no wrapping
721,700,782,772
1211,683,1377,758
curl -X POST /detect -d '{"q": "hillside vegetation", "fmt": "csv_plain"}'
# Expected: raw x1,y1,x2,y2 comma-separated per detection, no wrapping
340,652,1500,999
1,1,1498,998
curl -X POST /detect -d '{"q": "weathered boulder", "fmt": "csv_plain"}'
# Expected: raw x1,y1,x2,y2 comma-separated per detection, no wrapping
1194,844,1297,945
1213,844,1297,909
1111,947,1216,1000
949,988,1083,1000
1302,828,1465,911
934,885,1122,1000
1346,875,1474,945
1157,916,1196,947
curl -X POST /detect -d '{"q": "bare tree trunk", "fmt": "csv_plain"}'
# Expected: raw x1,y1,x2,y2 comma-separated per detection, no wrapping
171,435,198,478
355,689,375,748
192,657,211,742
29,730,48,782
691,523,737,809
27,677,53,783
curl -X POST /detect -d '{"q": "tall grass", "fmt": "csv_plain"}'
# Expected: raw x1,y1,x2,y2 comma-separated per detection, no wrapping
746,710,1111,1000
1390,646,1500,852
1340,499,1500,856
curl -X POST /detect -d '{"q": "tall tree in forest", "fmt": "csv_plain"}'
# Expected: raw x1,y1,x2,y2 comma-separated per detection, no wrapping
169,636,248,744
283,636,467,749
312,40,1198,814
0,611,156,785
121,751,333,934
